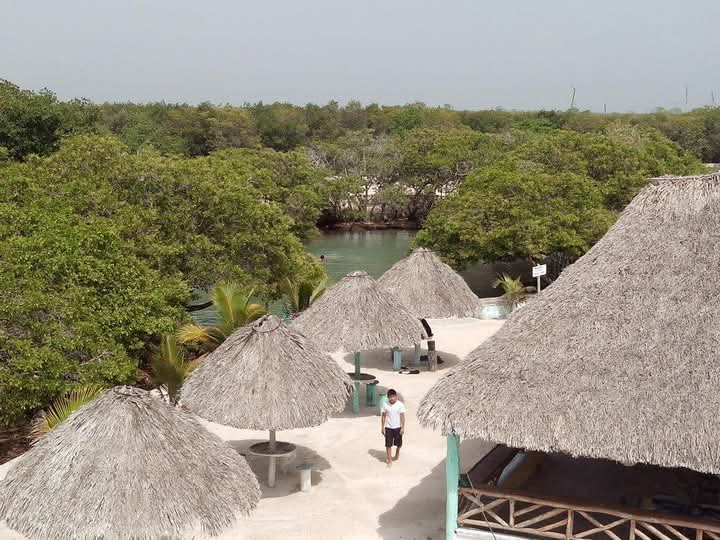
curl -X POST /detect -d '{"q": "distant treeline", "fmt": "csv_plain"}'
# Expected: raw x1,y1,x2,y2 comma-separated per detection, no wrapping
2,79,720,162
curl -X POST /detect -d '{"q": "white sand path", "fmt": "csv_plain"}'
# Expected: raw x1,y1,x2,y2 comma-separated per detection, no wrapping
0,318,503,540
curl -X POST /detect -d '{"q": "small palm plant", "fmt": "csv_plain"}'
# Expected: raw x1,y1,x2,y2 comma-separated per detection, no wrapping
282,276,327,317
492,273,527,307
177,282,266,350
151,334,198,405
30,384,105,443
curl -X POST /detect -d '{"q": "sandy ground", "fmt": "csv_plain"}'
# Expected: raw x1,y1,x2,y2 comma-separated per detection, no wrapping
0,318,503,540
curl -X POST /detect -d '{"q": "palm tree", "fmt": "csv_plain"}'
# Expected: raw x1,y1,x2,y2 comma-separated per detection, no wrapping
177,282,266,350
492,273,527,307
30,385,105,443
282,276,327,317
151,334,198,405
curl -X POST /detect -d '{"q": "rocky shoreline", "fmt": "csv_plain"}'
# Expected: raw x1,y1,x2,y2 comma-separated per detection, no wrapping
322,220,419,232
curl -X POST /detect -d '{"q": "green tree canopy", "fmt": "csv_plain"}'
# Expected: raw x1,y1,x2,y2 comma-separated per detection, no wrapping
0,80,97,160
0,135,321,422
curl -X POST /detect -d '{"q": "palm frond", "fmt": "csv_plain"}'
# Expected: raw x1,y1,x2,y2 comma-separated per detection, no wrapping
152,334,195,405
176,323,218,345
213,282,240,328
30,385,105,443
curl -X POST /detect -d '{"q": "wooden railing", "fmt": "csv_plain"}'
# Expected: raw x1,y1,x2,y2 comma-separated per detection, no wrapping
458,486,720,540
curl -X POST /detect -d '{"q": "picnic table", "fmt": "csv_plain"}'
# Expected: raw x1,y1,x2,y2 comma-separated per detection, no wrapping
247,440,297,488
347,371,379,413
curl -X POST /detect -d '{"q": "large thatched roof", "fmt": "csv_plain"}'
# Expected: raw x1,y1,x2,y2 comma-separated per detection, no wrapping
293,271,427,352
419,173,720,474
379,247,482,318
0,386,260,540
182,315,353,430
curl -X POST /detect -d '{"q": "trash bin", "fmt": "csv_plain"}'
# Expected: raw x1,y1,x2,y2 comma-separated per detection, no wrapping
377,393,388,416
366,380,378,406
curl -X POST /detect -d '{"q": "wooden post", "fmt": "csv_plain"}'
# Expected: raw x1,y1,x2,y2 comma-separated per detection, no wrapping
428,340,438,371
446,433,460,540
392,346,402,370
352,381,360,414
413,343,421,366
354,351,361,377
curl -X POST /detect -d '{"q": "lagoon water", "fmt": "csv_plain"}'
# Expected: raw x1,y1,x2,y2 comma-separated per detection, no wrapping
306,230,416,283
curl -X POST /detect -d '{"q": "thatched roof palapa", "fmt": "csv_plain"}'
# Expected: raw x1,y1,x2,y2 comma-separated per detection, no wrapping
182,315,353,430
0,386,260,540
379,247,483,318
419,173,720,474
293,270,427,352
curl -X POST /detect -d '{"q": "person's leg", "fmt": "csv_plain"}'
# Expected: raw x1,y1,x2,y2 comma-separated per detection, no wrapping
385,446,392,465
393,430,402,460
384,429,393,465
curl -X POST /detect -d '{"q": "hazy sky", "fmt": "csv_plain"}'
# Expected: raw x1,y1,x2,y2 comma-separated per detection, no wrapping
2,0,719,112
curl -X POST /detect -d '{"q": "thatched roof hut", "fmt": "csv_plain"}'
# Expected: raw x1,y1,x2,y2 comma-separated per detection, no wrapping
293,270,427,352
0,386,260,540
419,173,720,474
182,315,353,430
379,247,482,318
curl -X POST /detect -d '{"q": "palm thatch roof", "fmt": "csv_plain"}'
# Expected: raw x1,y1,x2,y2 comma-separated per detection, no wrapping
379,247,483,318
181,315,353,430
293,271,427,352
0,386,260,540
419,173,720,474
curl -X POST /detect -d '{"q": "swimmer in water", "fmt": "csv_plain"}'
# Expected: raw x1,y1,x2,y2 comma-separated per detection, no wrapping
319,255,325,263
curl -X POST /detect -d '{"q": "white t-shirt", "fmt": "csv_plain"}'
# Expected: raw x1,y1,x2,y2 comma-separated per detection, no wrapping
382,400,406,429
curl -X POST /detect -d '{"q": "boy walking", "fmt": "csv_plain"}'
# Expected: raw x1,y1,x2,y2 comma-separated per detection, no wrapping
381,389,406,466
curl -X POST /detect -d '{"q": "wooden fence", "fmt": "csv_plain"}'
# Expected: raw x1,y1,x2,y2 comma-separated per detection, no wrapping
458,486,720,540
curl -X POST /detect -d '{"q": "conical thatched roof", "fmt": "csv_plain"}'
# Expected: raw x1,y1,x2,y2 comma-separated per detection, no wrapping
0,386,260,540
182,315,353,430
379,247,483,318
293,271,427,352
419,173,720,474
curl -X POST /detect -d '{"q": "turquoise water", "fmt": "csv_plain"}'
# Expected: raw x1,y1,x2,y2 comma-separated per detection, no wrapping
305,230,416,284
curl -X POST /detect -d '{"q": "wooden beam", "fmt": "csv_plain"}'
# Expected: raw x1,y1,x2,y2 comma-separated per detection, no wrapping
516,508,566,529
574,517,627,539
577,511,622,540
457,520,566,539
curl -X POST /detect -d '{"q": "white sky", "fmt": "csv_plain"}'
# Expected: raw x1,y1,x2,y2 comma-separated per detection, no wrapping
1,0,719,112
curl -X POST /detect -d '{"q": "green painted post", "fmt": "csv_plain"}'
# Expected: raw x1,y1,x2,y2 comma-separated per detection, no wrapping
392,346,402,370
354,351,361,377
352,381,360,414
446,433,460,540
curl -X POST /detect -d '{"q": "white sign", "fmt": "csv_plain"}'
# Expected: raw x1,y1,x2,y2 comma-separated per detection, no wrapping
532,264,547,278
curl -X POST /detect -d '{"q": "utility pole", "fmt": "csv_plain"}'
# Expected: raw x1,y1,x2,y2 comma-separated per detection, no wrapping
685,85,689,110
570,87,576,109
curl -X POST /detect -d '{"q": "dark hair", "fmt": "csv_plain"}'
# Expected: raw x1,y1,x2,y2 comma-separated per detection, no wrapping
387,389,397,397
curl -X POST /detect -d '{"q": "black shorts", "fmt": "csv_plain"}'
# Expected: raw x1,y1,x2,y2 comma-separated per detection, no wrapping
384,427,402,448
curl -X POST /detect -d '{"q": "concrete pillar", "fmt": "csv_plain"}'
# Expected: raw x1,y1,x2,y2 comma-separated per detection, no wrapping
446,433,460,540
